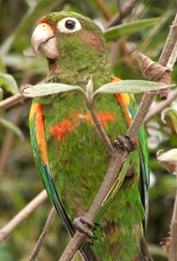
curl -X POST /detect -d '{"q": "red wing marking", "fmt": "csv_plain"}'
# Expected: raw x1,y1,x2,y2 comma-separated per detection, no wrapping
50,112,116,143
97,112,116,126
50,119,73,143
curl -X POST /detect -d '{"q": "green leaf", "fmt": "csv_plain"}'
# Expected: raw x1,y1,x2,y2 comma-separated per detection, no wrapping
0,118,24,141
0,88,3,101
161,107,177,133
95,154,131,221
104,18,160,41
86,77,93,99
93,80,170,98
21,83,84,97
102,154,131,205
0,73,18,94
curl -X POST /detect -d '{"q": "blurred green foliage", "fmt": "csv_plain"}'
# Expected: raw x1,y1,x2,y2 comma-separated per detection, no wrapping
0,0,177,260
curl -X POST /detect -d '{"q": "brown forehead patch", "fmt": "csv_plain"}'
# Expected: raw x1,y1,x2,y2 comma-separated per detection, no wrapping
82,30,104,50
37,17,49,24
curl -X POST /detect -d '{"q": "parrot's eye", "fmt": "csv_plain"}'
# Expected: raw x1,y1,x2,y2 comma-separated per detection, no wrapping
65,20,76,30
57,17,82,33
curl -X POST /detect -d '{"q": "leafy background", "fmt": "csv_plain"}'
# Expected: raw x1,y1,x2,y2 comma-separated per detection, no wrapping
0,0,177,260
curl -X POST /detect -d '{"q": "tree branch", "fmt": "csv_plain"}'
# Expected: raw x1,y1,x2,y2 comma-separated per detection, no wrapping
0,190,47,243
144,89,177,123
107,0,137,27
29,207,56,261
0,93,25,110
169,175,177,261
95,0,112,20
158,13,177,99
89,105,114,152
58,12,177,261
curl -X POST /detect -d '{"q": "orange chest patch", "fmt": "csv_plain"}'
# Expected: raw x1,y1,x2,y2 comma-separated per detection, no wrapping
49,111,116,143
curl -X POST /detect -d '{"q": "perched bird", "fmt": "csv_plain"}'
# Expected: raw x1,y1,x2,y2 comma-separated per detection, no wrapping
29,11,149,261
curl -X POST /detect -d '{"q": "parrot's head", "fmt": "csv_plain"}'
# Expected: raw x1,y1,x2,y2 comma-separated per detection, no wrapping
31,11,108,76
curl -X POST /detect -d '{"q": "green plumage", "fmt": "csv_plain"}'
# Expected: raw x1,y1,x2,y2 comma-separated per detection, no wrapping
29,11,149,261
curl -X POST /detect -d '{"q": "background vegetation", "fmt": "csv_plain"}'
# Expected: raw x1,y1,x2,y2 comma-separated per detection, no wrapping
0,0,177,260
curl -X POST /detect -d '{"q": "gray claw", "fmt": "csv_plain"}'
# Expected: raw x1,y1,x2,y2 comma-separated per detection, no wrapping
79,216,94,228
73,216,94,238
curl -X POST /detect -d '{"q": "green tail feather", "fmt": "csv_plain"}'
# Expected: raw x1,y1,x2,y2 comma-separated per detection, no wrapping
29,117,97,261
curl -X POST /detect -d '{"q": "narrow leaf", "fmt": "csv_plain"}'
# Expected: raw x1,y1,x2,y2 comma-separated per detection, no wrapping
21,83,84,98
0,73,18,94
0,88,3,101
161,107,177,133
95,154,131,221
157,149,177,175
0,118,24,141
102,155,131,205
86,77,93,99
104,18,160,41
94,80,170,98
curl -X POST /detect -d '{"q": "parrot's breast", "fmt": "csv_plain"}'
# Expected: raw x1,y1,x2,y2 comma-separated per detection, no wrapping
35,91,144,260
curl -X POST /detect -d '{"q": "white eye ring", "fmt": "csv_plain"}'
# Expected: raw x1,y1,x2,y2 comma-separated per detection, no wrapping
57,17,82,33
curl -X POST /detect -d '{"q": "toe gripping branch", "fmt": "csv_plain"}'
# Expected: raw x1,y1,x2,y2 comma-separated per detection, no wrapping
114,135,137,153
73,216,95,238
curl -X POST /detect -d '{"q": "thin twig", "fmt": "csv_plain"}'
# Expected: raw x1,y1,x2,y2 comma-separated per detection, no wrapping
169,175,177,261
159,13,177,68
108,0,137,27
58,12,177,261
0,107,23,175
29,207,56,261
0,190,47,243
95,0,112,20
128,93,155,138
159,13,177,99
0,93,25,110
89,106,114,152
145,89,177,123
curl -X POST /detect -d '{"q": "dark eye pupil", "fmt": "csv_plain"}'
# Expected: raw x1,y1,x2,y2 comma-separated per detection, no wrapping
65,20,76,30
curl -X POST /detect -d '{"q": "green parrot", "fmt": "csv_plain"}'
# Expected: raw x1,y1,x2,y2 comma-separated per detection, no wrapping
29,11,149,261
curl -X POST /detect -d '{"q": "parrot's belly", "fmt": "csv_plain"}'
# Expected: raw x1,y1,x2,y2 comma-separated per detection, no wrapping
44,93,128,217
43,94,144,260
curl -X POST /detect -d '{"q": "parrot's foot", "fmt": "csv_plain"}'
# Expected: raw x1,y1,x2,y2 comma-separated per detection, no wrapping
73,216,94,238
114,135,137,152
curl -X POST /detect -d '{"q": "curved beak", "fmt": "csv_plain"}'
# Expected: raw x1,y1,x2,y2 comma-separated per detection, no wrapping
31,23,58,59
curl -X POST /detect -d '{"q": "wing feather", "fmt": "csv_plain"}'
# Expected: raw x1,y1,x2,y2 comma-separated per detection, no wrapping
29,103,96,261
29,103,74,235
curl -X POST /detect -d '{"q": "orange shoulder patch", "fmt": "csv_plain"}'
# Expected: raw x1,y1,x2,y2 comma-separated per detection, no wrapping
112,77,133,125
111,76,122,83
